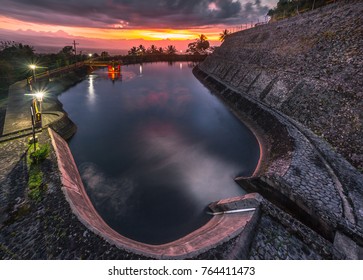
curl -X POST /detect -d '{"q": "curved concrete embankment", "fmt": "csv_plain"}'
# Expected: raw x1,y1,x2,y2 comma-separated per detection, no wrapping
49,128,261,259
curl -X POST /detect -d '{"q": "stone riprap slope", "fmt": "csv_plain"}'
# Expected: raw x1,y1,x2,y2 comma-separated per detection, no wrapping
200,0,363,171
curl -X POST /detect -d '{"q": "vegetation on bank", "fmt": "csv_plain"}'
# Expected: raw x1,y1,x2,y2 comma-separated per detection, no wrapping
268,0,336,20
0,33,220,96
128,44,177,56
0,41,90,95
27,143,50,201
126,34,215,56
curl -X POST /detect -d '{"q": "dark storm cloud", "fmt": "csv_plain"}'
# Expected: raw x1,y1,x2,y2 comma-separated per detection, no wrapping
0,0,273,28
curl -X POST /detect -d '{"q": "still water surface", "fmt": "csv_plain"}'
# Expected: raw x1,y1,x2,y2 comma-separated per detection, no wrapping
58,62,260,244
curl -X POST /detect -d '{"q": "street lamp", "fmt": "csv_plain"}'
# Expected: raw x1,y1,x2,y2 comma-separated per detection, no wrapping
35,91,44,107
29,64,36,82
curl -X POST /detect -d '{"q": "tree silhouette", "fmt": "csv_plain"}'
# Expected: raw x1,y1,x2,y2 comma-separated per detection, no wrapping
138,45,146,55
165,45,177,55
101,51,109,59
60,46,74,56
198,34,208,43
187,34,210,54
219,29,230,42
128,46,138,55
147,45,159,54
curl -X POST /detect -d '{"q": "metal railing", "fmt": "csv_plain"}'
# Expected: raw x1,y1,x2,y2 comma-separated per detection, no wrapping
27,62,85,84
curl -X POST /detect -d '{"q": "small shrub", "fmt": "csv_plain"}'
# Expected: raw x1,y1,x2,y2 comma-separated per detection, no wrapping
30,144,50,164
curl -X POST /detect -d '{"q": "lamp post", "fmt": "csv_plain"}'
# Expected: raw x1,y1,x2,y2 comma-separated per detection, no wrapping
30,106,36,152
33,91,44,128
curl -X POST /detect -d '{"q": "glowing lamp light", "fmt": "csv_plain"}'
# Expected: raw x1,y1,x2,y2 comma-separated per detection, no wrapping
35,91,45,101
88,53,92,57
29,64,37,82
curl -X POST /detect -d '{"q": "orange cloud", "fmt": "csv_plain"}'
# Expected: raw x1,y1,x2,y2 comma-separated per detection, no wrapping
0,14,222,42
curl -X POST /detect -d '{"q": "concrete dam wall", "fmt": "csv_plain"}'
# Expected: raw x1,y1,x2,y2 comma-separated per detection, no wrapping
196,0,363,259
199,0,363,172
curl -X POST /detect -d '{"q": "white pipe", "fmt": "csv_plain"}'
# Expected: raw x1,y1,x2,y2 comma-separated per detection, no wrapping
207,207,256,216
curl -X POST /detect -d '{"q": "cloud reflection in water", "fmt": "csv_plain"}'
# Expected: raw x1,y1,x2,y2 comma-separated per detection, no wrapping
79,162,136,219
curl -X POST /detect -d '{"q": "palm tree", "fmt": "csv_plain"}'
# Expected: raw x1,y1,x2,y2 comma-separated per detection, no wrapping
165,45,177,55
147,44,158,54
219,29,230,42
137,44,146,55
197,34,210,51
128,46,138,56
187,34,210,54
198,34,208,43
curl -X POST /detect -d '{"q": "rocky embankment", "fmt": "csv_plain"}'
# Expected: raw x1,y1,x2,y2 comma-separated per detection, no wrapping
196,0,363,259
200,0,363,172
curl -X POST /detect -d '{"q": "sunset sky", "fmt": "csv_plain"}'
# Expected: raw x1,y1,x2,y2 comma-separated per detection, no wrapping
0,0,277,53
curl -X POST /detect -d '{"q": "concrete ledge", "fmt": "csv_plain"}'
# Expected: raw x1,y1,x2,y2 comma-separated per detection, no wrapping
49,128,262,259
47,111,77,140
209,193,263,213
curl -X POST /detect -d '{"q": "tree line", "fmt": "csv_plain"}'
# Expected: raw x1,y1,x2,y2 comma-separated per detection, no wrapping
128,44,177,56
127,34,221,56
0,42,91,94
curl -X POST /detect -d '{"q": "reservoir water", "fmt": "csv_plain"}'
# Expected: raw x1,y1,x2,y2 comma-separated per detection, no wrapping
58,62,260,244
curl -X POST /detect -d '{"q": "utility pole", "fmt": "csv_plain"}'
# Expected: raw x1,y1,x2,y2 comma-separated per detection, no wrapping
72,40,79,65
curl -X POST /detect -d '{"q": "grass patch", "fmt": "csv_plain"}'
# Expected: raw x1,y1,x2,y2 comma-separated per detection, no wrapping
27,143,50,201
30,144,50,164
28,165,43,188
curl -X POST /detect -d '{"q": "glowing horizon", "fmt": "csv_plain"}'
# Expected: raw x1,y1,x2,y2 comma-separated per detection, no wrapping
0,1,277,51
0,15,223,41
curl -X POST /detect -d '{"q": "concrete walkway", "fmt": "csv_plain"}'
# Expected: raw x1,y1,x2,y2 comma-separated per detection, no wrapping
1,80,65,142
2,81,33,135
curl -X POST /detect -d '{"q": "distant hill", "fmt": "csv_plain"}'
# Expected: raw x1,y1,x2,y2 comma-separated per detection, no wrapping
33,45,128,56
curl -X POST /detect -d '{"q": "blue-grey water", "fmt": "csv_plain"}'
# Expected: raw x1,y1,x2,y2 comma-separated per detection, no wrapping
58,62,260,244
